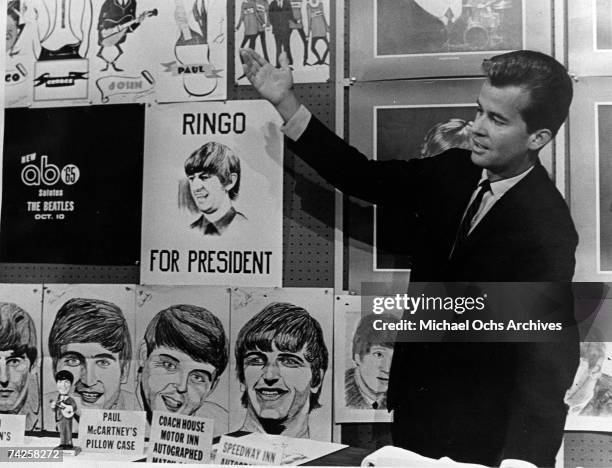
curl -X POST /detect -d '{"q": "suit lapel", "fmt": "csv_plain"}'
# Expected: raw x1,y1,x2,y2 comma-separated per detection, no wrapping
451,163,546,259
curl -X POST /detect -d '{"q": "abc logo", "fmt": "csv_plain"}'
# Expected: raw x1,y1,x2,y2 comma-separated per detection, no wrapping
21,155,80,186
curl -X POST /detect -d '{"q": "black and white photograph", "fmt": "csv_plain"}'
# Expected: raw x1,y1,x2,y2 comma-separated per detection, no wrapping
334,295,400,423
0,284,43,432
229,288,333,441
135,285,230,438
234,0,331,85
0,105,144,266
41,284,137,432
598,104,612,273
140,100,283,286
374,104,476,271
376,0,523,57
154,0,227,102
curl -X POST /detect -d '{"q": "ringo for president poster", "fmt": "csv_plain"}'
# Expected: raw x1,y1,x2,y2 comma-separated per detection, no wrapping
141,100,283,286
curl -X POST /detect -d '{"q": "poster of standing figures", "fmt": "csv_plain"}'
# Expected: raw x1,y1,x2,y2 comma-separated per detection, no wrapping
154,0,228,102
141,100,283,286
234,0,330,84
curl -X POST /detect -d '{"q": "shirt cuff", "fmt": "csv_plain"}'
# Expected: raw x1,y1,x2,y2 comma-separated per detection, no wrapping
500,459,538,468
281,104,312,141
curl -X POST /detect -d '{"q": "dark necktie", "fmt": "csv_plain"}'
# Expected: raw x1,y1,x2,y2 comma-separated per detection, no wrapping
455,179,491,246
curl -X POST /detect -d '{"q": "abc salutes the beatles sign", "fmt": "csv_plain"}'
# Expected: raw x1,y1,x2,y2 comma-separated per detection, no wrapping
1,105,144,265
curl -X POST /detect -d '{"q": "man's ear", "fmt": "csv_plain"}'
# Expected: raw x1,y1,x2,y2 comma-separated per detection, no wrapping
120,359,131,384
527,128,553,152
353,353,362,366
137,342,148,372
310,369,324,394
224,173,238,192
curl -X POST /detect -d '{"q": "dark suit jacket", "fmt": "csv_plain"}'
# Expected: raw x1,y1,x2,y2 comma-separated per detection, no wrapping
288,115,579,467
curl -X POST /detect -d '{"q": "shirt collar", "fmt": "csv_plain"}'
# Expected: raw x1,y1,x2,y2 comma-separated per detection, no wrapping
480,165,535,201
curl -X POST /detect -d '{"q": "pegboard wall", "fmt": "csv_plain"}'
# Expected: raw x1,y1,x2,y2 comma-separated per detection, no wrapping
0,0,336,287
565,433,612,468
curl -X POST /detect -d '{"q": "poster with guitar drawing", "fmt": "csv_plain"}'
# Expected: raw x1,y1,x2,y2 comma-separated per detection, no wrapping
154,0,227,102
89,0,162,104
234,0,330,85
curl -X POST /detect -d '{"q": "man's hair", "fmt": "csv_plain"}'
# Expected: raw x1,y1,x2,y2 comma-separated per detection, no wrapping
352,313,399,359
420,118,472,158
0,302,37,367
7,0,20,22
482,50,573,135
179,142,241,214
142,305,228,379
55,370,74,383
48,298,132,374
235,302,328,411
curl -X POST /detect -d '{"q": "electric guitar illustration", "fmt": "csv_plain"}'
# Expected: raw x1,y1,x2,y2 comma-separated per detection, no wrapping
99,9,158,47
173,0,218,97
55,400,75,418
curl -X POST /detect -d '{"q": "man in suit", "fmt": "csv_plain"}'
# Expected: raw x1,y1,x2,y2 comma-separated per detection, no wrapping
240,47,579,467
51,370,77,450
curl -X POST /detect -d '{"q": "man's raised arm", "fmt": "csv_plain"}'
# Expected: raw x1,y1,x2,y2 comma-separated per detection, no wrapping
239,48,431,207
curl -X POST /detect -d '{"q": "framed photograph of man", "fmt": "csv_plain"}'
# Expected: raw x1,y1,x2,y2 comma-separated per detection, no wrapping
0,284,43,432
351,0,550,81
134,285,230,438
598,104,612,273
334,295,401,423
234,0,331,85
140,100,283,286
41,284,137,432
228,287,333,441
568,0,612,75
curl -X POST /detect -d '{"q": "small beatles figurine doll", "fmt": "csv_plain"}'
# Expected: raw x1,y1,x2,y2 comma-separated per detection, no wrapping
50,370,77,450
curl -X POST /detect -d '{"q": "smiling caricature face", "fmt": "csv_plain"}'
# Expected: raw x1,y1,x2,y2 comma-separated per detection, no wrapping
242,344,317,421
56,342,125,409
141,346,218,416
0,350,30,412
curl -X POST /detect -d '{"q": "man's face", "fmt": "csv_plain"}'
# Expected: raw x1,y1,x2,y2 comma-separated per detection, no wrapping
470,81,536,181
188,172,232,215
140,346,217,415
56,379,71,396
0,350,30,412
56,342,124,409
354,345,393,394
242,344,317,421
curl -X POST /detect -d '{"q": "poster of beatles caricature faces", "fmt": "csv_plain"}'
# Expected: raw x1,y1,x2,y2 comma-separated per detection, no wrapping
154,0,228,102
0,284,43,432
141,100,283,286
229,288,333,442
234,0,330,85
41,284,137,432
334,295,401,423
134,286,230,437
